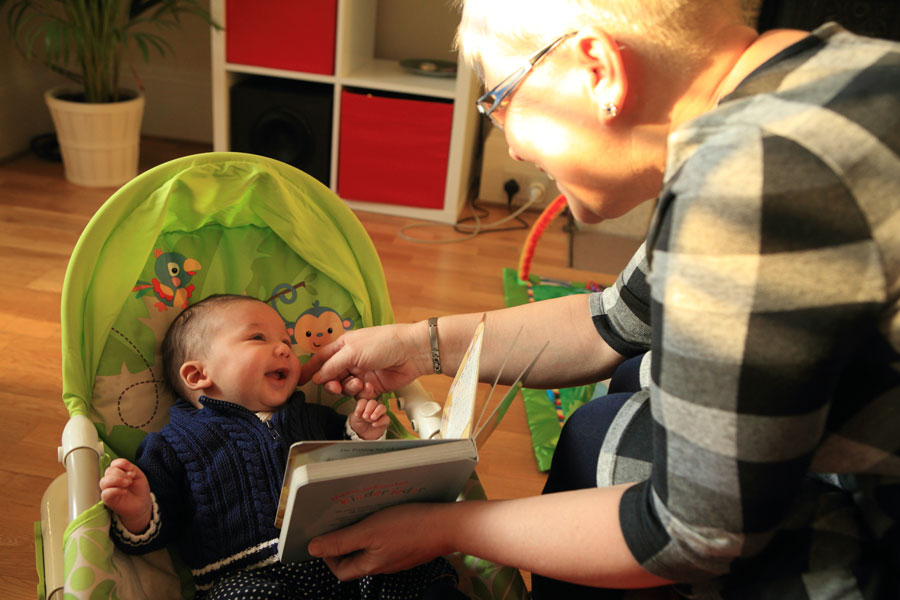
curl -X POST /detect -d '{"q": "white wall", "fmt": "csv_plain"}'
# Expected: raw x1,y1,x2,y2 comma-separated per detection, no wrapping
136,4,214,144
0,27,65,160
0,1,214,161
374,0,459,62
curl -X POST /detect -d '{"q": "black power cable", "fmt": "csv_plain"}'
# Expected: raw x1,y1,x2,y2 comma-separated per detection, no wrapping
503,178,520,209
454,177,530,235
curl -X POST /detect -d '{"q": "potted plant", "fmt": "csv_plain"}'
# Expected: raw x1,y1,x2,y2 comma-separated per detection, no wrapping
2,0,220,186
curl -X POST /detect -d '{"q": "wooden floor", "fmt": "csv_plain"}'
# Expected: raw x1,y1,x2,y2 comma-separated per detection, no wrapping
0,138,614,598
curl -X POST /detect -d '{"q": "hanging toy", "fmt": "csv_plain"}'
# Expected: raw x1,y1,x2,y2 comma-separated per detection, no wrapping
517,193,568,281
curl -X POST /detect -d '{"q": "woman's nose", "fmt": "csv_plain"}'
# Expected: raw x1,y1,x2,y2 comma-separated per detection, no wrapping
508,146,525,162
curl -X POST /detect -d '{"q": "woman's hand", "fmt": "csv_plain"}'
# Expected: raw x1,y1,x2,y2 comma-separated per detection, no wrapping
308,503,453,580
300,323,430,399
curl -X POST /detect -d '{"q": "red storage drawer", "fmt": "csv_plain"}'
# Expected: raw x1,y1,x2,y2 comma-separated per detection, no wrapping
338,89,453,209
226,1,337,75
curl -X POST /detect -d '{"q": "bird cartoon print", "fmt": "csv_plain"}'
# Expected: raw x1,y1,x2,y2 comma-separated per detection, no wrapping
133,249,202,311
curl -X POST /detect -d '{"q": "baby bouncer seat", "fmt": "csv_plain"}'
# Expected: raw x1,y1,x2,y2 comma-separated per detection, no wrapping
37,152,528,599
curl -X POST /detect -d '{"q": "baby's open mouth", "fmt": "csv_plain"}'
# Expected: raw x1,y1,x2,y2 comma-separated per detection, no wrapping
267,369,288,381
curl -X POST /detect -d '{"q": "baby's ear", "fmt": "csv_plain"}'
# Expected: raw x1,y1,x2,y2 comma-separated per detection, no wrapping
180,361,212,391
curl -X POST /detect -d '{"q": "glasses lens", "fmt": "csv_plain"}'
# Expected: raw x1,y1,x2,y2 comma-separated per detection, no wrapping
477,96,496,116
476,33,575,124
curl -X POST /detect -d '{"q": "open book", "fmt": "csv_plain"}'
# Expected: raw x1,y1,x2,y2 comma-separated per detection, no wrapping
276,315,548,562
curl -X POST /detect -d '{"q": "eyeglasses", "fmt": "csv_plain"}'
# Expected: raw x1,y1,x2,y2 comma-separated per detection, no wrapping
476,31,578,128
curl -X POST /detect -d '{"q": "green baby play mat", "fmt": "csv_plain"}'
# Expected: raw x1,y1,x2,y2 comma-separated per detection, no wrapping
502,267,608,471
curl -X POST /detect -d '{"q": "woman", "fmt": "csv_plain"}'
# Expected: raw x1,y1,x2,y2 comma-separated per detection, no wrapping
301,1,900,597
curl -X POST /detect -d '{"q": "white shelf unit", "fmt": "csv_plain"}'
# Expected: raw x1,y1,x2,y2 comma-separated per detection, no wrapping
210,0,481,224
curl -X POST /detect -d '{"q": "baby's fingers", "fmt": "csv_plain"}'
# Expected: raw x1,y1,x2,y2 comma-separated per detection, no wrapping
357,399,385,421
371,413,390,429
99,486,128,509
100,468,133,491
109,458,142,476
353,397,372,418
368,402,387,421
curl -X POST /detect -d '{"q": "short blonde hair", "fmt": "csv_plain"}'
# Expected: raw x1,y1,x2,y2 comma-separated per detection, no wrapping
453,0,744,79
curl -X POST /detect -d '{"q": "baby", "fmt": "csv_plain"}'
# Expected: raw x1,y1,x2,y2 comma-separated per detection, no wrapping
100,294,460,599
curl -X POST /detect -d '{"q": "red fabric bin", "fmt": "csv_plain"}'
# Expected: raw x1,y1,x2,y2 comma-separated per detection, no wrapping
226,1,337,75
338,89,453,209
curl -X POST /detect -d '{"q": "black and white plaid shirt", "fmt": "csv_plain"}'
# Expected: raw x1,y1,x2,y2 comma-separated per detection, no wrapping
592,23,899,598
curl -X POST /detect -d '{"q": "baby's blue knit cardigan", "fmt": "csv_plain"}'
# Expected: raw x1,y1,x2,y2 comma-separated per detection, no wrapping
110,392,346,590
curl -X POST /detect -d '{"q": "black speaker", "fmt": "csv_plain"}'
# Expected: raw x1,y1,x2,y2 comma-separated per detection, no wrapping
230,77,333,186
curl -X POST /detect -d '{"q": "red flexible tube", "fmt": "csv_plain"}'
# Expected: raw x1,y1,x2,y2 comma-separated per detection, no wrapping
517,193,568,281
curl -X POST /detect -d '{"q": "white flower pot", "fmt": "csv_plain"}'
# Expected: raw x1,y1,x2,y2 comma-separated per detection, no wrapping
44,87,145,187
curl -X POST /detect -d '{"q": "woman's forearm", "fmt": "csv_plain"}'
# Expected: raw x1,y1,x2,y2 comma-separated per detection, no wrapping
425,294,624,389
439,485,671,589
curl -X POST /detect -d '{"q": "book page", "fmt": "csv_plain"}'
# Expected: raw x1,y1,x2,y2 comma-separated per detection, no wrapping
440,315,485,439
473,380,524,449
474,325,523,431
474,341,548,448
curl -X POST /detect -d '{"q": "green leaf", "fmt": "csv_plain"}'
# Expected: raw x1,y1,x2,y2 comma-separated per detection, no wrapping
83,528,116,573
89,578,118,600
80,531,114,573
139,31,172,58
4,0,219,102
69,565,95,591
64,535,77,578
132,33,149,61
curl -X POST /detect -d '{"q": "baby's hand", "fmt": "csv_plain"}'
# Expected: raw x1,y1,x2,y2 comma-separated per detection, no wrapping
99,458,153,533
349,398,390,440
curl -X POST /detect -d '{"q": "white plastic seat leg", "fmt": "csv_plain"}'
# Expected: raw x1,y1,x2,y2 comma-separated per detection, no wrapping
57,414,104,521
395,381,443,439
37,415,105,598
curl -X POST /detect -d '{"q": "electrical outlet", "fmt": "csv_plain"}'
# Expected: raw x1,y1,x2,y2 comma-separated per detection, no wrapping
478,128,557,210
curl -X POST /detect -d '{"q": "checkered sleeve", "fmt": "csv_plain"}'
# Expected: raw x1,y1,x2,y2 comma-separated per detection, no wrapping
617,118,888,582
591,242,653,357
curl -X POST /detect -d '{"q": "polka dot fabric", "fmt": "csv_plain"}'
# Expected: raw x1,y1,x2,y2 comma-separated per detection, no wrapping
196,557,459,600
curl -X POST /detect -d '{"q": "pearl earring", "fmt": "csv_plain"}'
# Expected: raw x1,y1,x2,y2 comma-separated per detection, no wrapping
603,103,618,118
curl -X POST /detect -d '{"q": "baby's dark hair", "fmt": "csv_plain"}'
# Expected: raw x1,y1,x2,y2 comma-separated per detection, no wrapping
161,294,267,400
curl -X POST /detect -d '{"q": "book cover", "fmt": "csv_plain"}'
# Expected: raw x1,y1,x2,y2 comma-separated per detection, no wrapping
275,438,465,529
277,438,477,562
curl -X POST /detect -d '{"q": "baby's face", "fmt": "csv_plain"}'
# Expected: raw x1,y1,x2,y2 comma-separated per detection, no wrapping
201,301,301,411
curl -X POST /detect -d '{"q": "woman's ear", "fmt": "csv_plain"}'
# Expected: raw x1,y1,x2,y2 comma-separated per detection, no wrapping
180,361,212,391
573,26,628,121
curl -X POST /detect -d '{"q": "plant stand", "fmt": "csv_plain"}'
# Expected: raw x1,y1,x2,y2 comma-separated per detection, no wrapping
45,88,145,187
